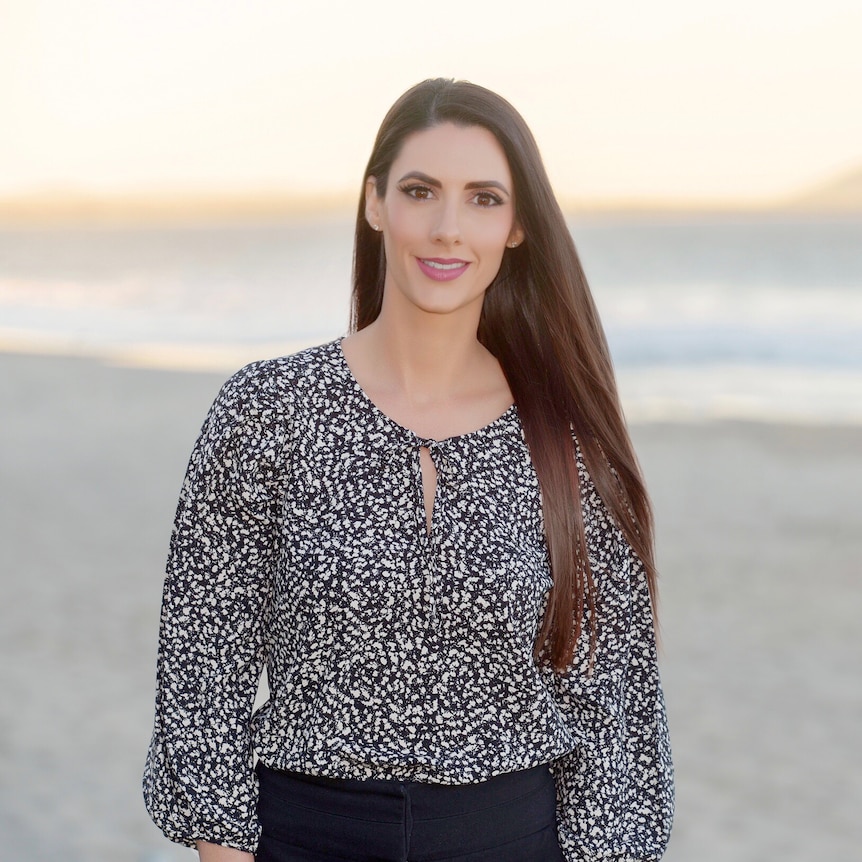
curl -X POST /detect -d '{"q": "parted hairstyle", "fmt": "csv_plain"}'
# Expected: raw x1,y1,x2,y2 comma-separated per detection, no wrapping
350,78,657,672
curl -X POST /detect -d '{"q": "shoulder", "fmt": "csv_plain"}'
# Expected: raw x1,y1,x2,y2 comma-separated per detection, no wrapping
225,339,336,395
215,339,339,417
198,340,340,452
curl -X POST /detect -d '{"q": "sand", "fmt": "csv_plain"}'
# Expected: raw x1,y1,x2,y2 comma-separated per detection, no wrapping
0,351,860,862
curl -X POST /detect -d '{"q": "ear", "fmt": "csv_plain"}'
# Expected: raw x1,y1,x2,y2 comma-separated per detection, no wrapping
507,222,525,248
365,176,382,231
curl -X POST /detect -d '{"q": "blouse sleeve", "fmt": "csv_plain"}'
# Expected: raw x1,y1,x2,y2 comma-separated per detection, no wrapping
549,488,674,860
142,363,289,852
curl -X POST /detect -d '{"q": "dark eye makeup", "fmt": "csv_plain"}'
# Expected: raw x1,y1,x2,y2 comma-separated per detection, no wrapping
399,183,433,200
397,184,505,207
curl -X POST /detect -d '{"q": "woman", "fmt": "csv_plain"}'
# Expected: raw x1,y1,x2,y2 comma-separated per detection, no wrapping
144,78,674,862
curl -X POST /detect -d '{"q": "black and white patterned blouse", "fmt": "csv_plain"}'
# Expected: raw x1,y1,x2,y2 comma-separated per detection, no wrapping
143,338,674,860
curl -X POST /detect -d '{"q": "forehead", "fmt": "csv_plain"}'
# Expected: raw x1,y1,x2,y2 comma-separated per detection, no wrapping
391,123,512,184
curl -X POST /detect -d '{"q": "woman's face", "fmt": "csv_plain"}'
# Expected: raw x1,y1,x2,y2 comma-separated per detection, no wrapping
365,123,523,321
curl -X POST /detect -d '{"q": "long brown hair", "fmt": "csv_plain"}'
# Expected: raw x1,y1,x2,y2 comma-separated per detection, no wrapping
351,79,656,672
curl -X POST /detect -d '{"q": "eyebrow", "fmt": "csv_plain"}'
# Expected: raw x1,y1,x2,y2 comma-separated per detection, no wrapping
396,171,511,196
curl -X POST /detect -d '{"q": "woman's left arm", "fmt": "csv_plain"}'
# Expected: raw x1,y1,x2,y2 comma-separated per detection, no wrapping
550,540,674,862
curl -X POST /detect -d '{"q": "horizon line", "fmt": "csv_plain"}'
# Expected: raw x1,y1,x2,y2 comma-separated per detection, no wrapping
0,184,859,225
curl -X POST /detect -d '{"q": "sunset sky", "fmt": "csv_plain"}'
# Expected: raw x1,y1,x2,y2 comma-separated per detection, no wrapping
1,0,860,206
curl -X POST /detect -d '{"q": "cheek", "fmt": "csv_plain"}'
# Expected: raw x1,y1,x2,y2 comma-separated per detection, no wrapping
472,215,513,257
384,197,426,240
382,224,419,269
383,209,428,257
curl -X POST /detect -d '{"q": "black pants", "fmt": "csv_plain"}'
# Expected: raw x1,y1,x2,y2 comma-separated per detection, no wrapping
255,761,565,862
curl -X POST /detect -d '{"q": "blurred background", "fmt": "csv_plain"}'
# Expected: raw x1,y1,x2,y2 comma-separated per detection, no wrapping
1,1,860,860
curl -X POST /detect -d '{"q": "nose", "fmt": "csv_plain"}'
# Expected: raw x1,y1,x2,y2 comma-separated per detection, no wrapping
431,201,461,245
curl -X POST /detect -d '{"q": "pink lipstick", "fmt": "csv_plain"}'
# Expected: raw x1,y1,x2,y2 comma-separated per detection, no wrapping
416,257,470,282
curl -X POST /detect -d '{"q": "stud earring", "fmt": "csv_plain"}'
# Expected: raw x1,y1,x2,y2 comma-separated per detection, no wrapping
508,241,519,248
373,224,381,231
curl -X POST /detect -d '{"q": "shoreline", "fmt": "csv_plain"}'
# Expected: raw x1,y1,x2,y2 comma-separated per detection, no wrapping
2,336,861,427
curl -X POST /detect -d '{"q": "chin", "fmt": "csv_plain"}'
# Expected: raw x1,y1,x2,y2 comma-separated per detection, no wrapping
411,291,485,318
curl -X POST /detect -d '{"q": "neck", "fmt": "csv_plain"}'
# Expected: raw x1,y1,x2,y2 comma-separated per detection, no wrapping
357,306,487,407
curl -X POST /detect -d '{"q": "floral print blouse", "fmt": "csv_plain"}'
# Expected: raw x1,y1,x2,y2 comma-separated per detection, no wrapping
143,338,674,860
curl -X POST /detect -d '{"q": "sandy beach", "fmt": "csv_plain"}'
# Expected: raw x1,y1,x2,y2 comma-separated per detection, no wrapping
1,350,860,862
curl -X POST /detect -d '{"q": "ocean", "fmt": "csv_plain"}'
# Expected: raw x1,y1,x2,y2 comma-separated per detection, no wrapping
1,212,860,423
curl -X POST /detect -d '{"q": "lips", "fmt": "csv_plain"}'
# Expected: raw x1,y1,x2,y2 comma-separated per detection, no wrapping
416,257,470,282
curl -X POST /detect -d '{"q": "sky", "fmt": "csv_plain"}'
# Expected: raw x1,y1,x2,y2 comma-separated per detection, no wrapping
1,0,861,206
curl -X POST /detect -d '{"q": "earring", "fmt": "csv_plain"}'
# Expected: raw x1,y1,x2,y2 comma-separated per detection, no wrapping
373,224,381,231
508,241,519,248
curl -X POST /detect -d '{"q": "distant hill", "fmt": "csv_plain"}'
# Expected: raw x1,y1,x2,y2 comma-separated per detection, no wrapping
781,164,862,213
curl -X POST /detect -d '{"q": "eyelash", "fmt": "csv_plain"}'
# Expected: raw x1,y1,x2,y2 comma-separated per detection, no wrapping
399,183,434,201
472,190,504,207
398,184,504,208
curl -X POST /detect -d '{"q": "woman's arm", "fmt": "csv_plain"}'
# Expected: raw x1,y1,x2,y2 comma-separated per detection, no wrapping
550,543,674,861
196,840,255,862
143,363,290,852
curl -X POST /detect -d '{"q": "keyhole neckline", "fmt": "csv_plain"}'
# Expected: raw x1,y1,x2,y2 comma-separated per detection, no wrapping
335,336,518,445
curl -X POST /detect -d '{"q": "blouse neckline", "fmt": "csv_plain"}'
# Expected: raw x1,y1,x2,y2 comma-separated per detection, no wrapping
333,336,518,446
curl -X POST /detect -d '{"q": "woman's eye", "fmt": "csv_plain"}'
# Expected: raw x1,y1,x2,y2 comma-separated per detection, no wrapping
400,184,433,200
473,191,503,207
